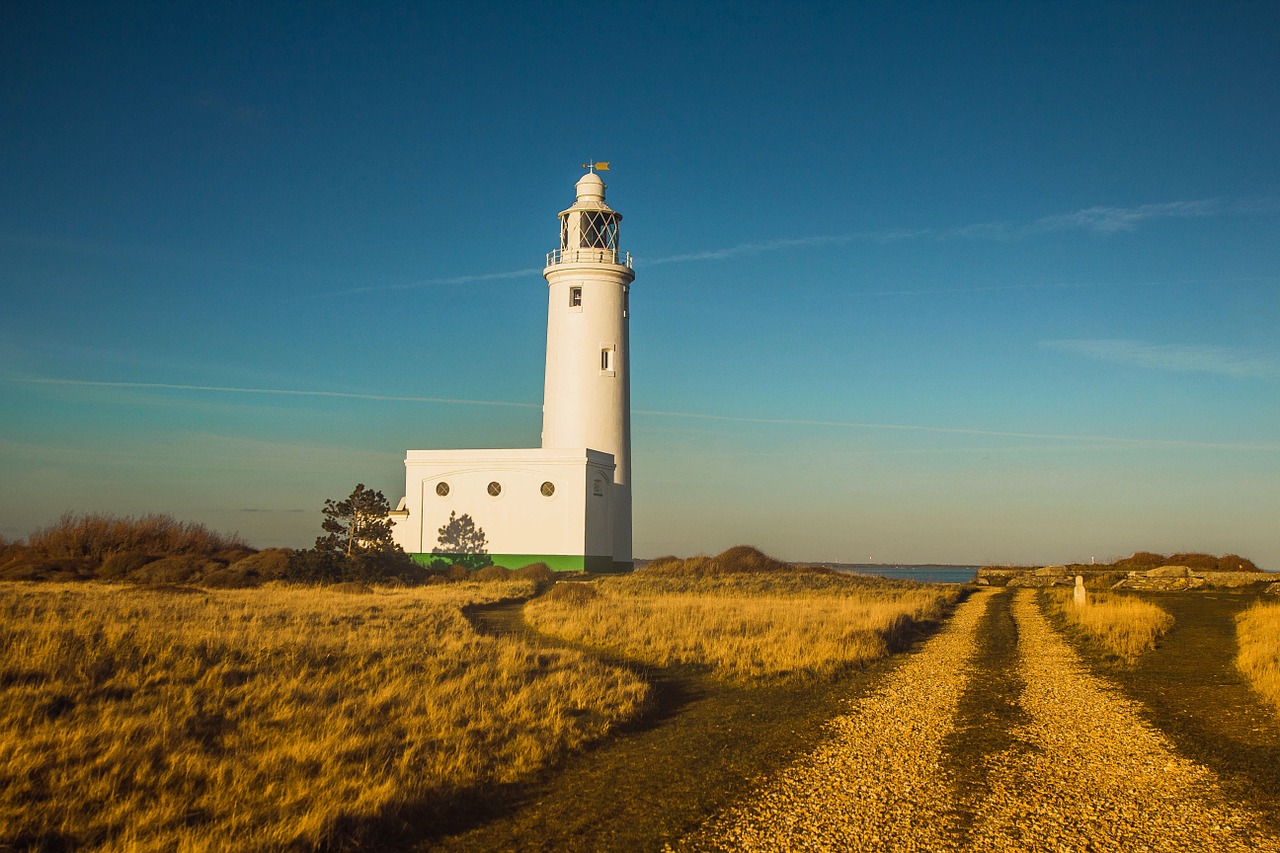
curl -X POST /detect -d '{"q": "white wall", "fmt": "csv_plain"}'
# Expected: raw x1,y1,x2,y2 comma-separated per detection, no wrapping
390,447,614,559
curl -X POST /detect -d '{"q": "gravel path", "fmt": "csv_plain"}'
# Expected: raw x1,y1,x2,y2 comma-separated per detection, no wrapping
963,590,1277,853
671,589,991,852
675,588,1280,852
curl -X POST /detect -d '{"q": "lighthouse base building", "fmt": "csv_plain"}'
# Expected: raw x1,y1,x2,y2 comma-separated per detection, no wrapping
389,169,634,572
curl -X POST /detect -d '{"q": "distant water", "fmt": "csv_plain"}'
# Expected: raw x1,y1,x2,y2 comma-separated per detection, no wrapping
833,565,979,584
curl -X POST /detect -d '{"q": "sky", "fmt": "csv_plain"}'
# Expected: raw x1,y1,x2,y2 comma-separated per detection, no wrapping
1,1,1277,568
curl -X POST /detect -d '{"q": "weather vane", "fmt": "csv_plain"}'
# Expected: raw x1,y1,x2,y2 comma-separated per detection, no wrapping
581,160,610,172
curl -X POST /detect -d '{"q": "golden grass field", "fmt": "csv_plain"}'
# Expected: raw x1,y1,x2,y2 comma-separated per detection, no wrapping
1045,589,1175,663
0,581,648,850
525,569,959,683
1236,601,1280,715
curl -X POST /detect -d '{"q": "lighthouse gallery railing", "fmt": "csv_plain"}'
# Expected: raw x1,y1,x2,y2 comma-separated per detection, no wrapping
545,248,634,268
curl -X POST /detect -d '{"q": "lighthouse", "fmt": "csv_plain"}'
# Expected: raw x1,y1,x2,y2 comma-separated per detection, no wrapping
541,169,635,565
389,167,636,572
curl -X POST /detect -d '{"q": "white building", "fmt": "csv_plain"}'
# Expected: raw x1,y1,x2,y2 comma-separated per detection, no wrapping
389,168,635,572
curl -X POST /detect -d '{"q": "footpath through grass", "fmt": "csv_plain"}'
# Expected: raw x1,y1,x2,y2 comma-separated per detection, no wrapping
1053,591,1280,834
427,590,965,851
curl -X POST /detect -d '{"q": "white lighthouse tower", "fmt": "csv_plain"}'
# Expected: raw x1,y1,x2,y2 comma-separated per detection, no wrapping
389,167,635,572
541,169,635,566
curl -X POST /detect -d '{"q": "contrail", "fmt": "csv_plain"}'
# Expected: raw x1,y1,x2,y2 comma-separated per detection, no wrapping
6,375,1273,451
2,376,541,409
630,408,1276,450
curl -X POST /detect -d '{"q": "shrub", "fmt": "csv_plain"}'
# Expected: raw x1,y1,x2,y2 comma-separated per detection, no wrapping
473,565,512,582
0,558,95,582
446,564,471,581
638,546,826,578
228,548,293,581
99,551,158,579
129,555,224,585
200,567,261,589
1217,553,1260,572
25,512,248,561
541,582,601,605
512,563,555,582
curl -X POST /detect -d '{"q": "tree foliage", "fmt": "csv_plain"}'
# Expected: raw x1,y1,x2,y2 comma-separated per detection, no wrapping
432,511,490,570
288,484,424,584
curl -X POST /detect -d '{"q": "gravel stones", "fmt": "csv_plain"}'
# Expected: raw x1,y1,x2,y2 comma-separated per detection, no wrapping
673,590,991,851
964,590,1276,853
673,589,1280,852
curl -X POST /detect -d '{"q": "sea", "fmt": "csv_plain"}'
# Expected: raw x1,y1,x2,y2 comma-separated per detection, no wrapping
832,564,979,584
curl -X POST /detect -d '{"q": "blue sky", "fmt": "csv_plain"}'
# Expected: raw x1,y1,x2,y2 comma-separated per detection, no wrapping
2,1,1277,567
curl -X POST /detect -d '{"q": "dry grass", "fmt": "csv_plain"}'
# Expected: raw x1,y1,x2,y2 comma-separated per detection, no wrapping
525,568,958,684
0,581,648,850
1236,601,1280,715
1045,590,1175,663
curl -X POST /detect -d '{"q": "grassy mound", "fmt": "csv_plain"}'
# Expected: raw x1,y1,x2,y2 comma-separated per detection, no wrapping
641,546,834,578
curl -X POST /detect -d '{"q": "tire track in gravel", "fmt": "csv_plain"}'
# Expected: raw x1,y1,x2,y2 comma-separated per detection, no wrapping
963,589,1280,853
670,589,994,852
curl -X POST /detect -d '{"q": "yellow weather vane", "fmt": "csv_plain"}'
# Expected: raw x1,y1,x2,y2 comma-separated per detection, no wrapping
581,160,610,172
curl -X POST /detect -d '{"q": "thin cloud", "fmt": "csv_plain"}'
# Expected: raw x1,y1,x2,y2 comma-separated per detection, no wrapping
314,267,543,298
1030,199,1221,234
2,376,541,409
9,374,1275,451
632,408,1276,450
1042,339,1279,379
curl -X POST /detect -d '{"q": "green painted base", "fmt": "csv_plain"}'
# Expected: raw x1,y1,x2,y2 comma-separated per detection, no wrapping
411,553,631,574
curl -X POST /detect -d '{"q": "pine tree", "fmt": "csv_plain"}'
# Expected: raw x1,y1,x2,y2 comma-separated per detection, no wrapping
315,483,397,556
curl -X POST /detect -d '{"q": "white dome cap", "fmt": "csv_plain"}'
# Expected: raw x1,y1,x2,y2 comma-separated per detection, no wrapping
575,171,606,202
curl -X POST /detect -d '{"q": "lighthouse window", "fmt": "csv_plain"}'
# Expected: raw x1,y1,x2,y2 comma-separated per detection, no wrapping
487,481,502,497
601,347,616,374
540,481,555,497
579,211,619,251
435,482,450,497
570,286,582,307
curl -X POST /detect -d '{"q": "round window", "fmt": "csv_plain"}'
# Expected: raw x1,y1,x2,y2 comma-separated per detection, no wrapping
540,481,555,497
435,482,450,497
487,481,502,497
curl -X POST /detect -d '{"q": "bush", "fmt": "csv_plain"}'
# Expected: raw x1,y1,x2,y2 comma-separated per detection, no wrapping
513,563,555,582
0,557,95,582
473,565,512,582
541,582,601,605
26,512,248,561
639,546,821,578
446,564,471,581
1217,553,1260,572
128,555,223,584
228,548,293,581
99,551,158,579
200,567,261,589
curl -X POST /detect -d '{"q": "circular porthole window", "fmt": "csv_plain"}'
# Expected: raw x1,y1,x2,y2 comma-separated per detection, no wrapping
435,482,450,497
487,481,502,497
540,481,555,497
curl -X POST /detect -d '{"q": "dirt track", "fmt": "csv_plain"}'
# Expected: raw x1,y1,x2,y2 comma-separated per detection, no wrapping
676,588,1280,852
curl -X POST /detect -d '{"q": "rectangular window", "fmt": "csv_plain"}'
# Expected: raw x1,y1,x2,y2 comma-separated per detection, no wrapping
601,347,615,373
570,286,582,307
